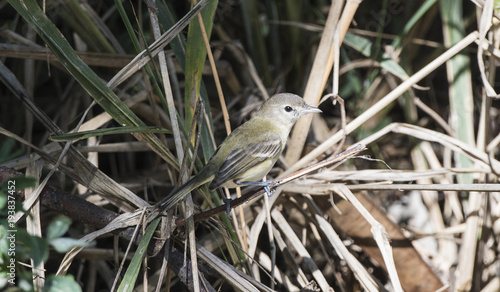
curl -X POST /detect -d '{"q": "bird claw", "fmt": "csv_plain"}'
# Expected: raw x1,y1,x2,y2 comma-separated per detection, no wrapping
264,184,275,197
222,198,231,217
236,179,275,197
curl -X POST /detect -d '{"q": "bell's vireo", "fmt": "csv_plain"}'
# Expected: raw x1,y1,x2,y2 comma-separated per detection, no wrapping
155,93,321,212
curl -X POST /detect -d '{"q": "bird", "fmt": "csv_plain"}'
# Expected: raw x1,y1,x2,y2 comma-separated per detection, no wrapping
155,93,321,213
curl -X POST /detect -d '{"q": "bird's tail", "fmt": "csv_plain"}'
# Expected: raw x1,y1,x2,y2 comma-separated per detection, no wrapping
154,168,214,212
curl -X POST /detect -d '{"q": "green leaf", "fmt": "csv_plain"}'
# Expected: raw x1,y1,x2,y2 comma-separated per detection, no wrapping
117,217,160,292
157,1,216,162
0,193,6,210
0,138,23,164
43,275,82,292
391,0,438,49
344,32,410,81
50,126,172,142
57,0,116,53
0,177,37,193
29,236,49,267
17,231,48,267
184,0,218,129
47,216,72,241
439,0,474,184
49,238,91,253
0,225,10,255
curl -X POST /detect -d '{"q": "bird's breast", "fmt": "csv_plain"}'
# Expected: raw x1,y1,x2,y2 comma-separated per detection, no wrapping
221,158,276,188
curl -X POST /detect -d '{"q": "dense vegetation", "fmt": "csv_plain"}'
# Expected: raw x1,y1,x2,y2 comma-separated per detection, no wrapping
1,0,499,291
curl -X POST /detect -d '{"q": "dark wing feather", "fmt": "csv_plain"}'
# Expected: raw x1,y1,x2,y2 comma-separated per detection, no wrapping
209,134,282,189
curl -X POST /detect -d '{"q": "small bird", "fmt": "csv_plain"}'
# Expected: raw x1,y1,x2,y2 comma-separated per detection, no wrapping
155,93,321,212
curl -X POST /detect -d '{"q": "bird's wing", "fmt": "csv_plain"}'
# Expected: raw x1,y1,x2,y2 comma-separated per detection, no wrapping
209,133,282,190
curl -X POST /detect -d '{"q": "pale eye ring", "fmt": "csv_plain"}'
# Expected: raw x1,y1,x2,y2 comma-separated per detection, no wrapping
284,106,293,112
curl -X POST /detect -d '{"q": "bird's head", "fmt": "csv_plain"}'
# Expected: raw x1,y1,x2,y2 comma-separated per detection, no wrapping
255,93,322,127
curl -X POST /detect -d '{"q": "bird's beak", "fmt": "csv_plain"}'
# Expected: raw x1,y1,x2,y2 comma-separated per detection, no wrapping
304,104,322,114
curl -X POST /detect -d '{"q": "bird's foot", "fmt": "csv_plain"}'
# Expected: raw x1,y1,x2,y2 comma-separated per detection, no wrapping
222,198,232,217
236,180,275,197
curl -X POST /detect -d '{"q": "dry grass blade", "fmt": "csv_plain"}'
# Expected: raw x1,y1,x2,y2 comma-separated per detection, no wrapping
25,161,45,290
196,245,267,292
56,209,146,276
108,0,210,89
347,183,500,192
271,209,330,292
332,185,403,292
147,3,181,291
309,169,452,182
477,0,497,98
285,0,345,165
285,31,480,176
315,214,380,292
358,123,500,170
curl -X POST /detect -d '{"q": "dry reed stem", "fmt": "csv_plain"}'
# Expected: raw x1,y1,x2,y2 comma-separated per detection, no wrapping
285,0,344,164
284,31,480,176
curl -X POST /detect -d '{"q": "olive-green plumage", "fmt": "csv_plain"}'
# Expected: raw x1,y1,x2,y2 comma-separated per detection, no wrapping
155,93,321,211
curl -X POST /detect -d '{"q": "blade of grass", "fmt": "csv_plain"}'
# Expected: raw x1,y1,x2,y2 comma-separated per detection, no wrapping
440,0,475,182
283,31,479,176
156,0,217,162
440,3,477,289
344,32,410,80
58,0,116,53
284,0,345,165
391,0,438,49
240,0,271,85
49,126,172,142
184,0,218,131
116,217,160,292
9,0,178,169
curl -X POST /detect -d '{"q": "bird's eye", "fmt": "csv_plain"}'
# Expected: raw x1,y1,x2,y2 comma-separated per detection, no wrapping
284,106,293,112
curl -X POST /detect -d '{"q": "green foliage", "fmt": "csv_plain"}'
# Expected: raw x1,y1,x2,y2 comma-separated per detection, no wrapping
8,0,179,168
184,0,218,125
0,181,86,291
440,0,474,184
43,275,82,292
47,216,90,253
117,217,160,292
184,0,219,161
344,32,409,80
0,139,23,165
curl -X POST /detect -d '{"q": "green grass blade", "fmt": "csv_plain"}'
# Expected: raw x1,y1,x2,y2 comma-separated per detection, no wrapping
9,0,178,169
58,0,116,53
184,0,218,129
50,126,172,142
157,1,188,70
182,0,218,162
344,32,410,80
440,0,474,183
391,0,438,49
117,217,160,292
240,0,270,85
